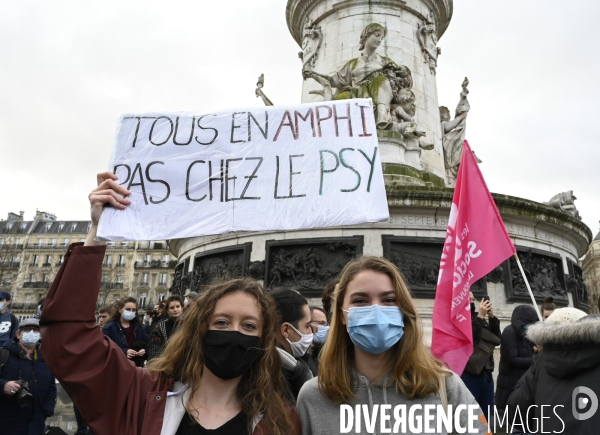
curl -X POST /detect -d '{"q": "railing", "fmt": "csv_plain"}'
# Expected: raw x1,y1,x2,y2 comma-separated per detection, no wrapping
0,261,20,269
134,261,173,269
0,244,23,249
23,281,50,288
100,282,124,290
25,244,67,249
10,303,35,310
41,262,52,267
29,263,39,267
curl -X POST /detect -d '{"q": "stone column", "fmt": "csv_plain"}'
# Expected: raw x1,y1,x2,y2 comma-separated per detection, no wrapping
287,0,452,184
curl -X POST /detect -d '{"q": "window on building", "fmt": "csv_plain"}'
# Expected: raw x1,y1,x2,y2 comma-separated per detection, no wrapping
6,222,13,230
118,255,125,266
42,273,49,282
139,292,147,307
116,274,123,283
32,255,39,266
45,255,51,266
58,255,64,265
141,273,149,284
85,223,91,232
102,274,109,283
58,223,65,231
37,238,43,247
158,293,165,302
14,238,20,246
122,242,129,248
62,238,70,247
159,273,167,285
71,223,78,232
4,274,12,285
45,223,52,232
104,255,112,266
50,238,57,247
21,223,27,231
29,273,36,282
145,254,151,265
25,294,32,305
0,238,4,246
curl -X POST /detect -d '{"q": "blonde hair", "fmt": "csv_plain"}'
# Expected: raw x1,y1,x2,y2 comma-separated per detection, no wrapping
146,278,293,435
318,256,447,404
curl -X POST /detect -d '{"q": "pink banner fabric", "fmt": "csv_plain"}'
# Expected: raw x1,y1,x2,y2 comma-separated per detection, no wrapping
431,140,516,374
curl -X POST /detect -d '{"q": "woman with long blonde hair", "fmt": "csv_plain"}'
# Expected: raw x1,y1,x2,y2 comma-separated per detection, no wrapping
40,172,300,435
296,256,490,434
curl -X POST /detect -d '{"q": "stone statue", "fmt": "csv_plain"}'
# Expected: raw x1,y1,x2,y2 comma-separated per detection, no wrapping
441,77,475,184
299,21,323,78
417,13,441,75
255,74,273,106
305,23,398,129
391,88,434,150
544,191,581,220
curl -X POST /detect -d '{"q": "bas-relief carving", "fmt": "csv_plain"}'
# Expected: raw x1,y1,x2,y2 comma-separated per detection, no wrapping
265,238,362,295
544,191,582,220
417,12,441,75
189,245,251,292
567,259,589,311
305,22,433,153
505,250,568,304
299,20,323,78
170,257,190,295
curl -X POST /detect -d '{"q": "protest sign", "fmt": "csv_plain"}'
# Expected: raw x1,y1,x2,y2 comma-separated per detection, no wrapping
97,98,389,241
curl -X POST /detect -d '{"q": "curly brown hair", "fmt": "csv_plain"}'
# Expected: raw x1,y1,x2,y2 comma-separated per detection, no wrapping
146,278,293,434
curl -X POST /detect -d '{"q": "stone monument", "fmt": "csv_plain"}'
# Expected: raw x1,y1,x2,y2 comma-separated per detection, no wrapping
170,0,592,349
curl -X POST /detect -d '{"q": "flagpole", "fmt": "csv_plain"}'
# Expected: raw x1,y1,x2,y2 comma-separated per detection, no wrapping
513,253,543,321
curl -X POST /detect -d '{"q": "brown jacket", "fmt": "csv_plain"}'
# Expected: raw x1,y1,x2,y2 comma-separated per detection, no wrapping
40,243,300,435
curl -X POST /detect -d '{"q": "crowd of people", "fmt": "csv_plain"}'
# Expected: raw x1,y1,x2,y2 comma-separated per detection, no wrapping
1,172,600,434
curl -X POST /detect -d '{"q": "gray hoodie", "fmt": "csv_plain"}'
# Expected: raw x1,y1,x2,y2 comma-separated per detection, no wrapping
297,371,490,435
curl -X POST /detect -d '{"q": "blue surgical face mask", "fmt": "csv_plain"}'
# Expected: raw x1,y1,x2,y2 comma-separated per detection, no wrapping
122,310,136,321
313,325,330,344
343,305,404,354
21,330,41,347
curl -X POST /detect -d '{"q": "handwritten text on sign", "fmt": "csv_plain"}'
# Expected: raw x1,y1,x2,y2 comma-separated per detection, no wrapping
97,99,389,241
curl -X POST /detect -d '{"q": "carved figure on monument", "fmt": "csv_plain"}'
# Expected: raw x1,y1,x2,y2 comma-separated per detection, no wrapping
544,191,581,220
305,23,398,129
509,252,567,302
299,21,323,78
441,78,479,185
255,74,274,107
248,261,265,280
417,13,441,75
391,89,434,151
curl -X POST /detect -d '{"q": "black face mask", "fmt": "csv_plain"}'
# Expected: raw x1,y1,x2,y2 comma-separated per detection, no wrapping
202,330,262,380
470,303,476,314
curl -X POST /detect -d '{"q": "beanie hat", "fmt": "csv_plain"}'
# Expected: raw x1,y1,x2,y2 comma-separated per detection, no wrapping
545,307,587,324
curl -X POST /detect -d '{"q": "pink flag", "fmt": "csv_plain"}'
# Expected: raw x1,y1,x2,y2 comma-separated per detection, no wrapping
432,140,515,374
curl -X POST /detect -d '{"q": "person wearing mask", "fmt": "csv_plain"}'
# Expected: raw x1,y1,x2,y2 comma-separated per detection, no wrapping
102,297,149,367
0,291,19,347
184,291,199,308
540,296,557,320
461,292,501,424
147,302,166,335
296,256,490,434
309,306,329,369
0,318,56,434
270,289,314,402
508,308,592,434
146,295,184,361
494,304,539,418
39,172,300,434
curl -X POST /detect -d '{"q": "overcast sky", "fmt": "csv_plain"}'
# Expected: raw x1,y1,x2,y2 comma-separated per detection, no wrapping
1,0,598,241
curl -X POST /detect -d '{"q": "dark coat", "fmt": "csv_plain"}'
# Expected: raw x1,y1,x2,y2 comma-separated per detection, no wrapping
0,338,57,435
469,313,501,379
102,319,148,367
40,243,301,435
495,305,539,409
508,316,600,434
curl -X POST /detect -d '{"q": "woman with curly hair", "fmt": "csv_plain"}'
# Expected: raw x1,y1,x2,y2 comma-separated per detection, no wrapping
146,295,183,361
39,172,300,435
296,256,490,434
